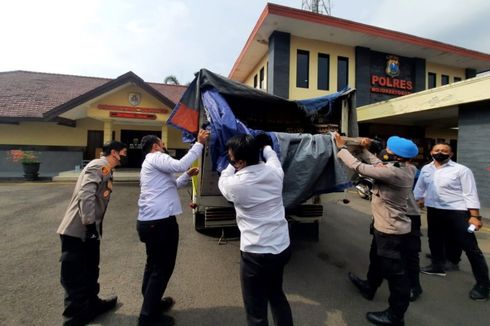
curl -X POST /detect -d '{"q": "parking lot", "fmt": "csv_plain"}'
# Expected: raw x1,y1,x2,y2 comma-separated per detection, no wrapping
0,182,489,325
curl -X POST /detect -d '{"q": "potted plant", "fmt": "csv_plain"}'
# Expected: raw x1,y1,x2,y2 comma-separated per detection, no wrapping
8,150,41,180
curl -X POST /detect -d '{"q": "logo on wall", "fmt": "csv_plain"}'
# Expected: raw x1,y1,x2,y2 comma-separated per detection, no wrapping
128,92,141,106
385,55,400,77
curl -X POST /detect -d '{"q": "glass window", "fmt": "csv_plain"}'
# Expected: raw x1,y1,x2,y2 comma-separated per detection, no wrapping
317,53,330,90
296,50,309,88
428,72,436,89
454,76,462,83
337,56,349,91
253,74,258,88
441,74,449,85
259,67,264,89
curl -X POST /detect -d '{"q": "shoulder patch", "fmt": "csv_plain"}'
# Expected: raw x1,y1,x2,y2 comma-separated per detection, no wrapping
101,165,111,176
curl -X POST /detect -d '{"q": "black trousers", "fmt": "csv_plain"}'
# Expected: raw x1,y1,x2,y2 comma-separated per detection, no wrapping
427,207,489,286
406,215,422,290
366,232,410,318
60,235,100,321
240,247,293,326
137,216,179,319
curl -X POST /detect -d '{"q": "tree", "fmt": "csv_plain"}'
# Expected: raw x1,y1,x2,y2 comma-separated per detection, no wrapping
163,75,180,85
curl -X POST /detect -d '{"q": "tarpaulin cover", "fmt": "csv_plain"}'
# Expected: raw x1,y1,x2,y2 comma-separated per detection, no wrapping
167,69,354,208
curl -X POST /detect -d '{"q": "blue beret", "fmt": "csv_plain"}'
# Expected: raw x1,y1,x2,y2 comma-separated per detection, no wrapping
387,136,418,159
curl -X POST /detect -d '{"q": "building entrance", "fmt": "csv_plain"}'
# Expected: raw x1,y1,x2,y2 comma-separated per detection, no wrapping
121,130,161,168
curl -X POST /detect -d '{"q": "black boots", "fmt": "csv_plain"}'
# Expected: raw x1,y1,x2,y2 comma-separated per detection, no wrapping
469,283,489,301
366,309,404,326
409,285,423,302
348,272,375,300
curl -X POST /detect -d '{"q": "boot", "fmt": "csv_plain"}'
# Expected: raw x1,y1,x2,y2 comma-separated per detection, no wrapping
469,284,489,301
366,309,404,325
348,272,375,300
409,285,423,302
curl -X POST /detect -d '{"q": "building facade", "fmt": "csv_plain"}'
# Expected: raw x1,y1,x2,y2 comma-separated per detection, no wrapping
229,3,490,206
0,71,187,177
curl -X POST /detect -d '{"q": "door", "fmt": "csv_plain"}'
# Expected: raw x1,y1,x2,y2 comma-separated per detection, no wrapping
121,130,161,168
85,130,104,160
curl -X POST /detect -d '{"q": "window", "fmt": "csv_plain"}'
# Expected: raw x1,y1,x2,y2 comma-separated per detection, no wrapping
317,53,330,90
441,74,449,85
259,67,264,89
428,72,436,89
454,76,462,83
253,74,258,88
337,56,349,91
296,50,309,88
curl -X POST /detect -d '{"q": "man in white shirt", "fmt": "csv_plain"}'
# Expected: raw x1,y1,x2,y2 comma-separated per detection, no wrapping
218,133,293,326
414,143,489,300
136,129,209,326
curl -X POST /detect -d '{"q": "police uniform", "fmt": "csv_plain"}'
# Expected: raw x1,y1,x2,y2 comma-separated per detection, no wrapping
338,137,417,324
57,157,113,324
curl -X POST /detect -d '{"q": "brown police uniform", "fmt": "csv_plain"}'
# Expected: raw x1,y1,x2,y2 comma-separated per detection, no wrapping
57,157,113,324
338,148,416,319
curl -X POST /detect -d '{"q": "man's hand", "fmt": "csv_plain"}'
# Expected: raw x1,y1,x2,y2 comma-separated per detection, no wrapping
334,132,345,148
197,129,210,144
360,137,372,149
85,223,99,241
186,167,200,177
416,199,425,209
469,217,483,231
255,132,273,148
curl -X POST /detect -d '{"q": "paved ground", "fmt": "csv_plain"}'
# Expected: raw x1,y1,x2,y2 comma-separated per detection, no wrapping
0,182,489,326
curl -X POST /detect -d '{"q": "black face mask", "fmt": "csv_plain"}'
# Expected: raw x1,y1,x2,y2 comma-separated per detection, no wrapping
432,153,450,162
119,155,128,166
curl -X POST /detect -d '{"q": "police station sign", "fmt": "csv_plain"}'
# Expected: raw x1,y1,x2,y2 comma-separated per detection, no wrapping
369,52,415,99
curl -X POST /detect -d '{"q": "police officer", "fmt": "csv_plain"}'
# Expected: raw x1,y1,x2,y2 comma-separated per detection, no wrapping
57,140,127,326
335,134,418,326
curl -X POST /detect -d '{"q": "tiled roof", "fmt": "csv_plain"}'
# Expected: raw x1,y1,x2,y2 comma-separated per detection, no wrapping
0,71,186,119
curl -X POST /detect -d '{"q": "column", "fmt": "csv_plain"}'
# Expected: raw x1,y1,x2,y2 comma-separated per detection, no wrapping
103,120,113,143
161,124,168,146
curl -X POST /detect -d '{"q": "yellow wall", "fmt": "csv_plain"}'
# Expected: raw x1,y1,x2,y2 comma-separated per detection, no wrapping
0,119,102,146
244,54,268,90
88,85,171,123
289,36,355,100
426,62,465,88
1,84,189,149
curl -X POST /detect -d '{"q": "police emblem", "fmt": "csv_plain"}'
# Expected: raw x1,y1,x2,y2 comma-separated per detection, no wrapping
101,166,111,176
385,55,400,77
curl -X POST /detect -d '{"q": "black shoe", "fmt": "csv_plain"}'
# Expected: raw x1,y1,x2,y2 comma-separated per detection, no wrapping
410,285,423,302
420,264,446,277
138,314,175,326
469,284,489,301
366,309,404,325
348,272,374,300
159,296,175,313
444,261,460,272
94,295,118,315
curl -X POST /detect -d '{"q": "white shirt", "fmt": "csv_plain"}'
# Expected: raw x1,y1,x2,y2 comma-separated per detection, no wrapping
413,160,480,210
218,146,290,254
138,143,203,221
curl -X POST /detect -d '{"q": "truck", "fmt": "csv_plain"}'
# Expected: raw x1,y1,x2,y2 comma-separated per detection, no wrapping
167,69,358,237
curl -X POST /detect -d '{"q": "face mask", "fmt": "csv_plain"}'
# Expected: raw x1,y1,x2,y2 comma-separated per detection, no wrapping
118,154,128,166
432,153,450,162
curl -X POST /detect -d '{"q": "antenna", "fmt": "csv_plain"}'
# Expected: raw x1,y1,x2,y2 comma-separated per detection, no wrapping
301,0,332,15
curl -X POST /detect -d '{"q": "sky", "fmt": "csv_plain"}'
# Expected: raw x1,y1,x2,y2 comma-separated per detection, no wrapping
1,0,489,84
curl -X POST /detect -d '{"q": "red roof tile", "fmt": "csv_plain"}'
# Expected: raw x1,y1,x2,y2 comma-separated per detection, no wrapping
0,71,186,119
